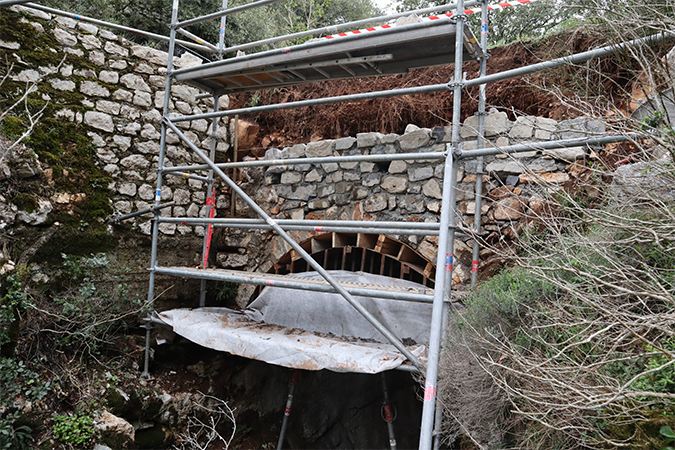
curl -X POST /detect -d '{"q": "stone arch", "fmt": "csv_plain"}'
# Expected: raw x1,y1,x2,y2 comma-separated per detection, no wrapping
267,232,436,288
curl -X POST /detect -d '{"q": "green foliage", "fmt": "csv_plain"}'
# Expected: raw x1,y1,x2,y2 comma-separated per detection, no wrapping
216,281,239,303
44,253,144,358
457,267,556,336
51,413,94,447
0,358,51,450
661,425,675,450
0,420,32,450
0,275,28,351
634,339,675,400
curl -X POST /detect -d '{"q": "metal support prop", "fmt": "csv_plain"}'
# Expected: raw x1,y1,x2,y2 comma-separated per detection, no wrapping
420,0,464,446
381,372,398,450
20,3,213,53
277,370,301,450
143,0,180,378
163,119,424,370
170,33,671,124
471,0,490,287
199,95,221,307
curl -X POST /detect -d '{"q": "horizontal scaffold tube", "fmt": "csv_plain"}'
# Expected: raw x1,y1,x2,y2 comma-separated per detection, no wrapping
163,218,441,229
170,32,671,123
459,133,639,158
160,220,441,236
164,151,445,174
177,0,285,29
20,2,214,53
153,267,435,303
221,0,482,55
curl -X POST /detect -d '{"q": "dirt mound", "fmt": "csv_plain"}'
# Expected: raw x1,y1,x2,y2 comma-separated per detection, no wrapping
229,28,636,153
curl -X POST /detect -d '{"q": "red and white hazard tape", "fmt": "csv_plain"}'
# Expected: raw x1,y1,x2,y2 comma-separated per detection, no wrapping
324,0,536,40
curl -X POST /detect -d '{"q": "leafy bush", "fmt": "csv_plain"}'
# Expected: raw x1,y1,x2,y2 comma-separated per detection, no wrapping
52,413,94,447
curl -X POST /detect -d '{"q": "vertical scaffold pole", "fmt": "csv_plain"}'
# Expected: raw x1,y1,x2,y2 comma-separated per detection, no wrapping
471,0,489,287
143,0,180,377
218,0,228,58
199,95,220,306
419,0,464,447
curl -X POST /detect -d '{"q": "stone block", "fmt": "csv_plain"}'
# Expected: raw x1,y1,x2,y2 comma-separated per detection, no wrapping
322,163,339,173
308,199,332,210
335,136,356,150
485,160,525,175
84,111,114,132
80,34,101,50
461,111,509,138
398,129,430,150
96,100,120,115
80,81,110,97
528,158,558,173
305,170,322,182
306,140,333,158
388,160,407,174
518,173,570,185
133,92,152,107
422,179,442,199
408,166,433,181
363,194,387,212
543,146,585,161
288,144,306,158
54,27,77,46
356,132,382,147
509,115,536,139
120,73,151,92
493,197,524,221
360,162,375,173
381,176,408,194
317,185,335,197
104,41,128,57
120,155,150,170
50,79,76,91
281,172,303,184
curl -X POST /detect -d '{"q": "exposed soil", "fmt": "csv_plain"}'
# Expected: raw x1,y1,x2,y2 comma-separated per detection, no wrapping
230,27,642,154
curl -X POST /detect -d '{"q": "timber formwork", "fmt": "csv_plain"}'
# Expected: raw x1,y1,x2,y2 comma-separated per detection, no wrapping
0,0,667,448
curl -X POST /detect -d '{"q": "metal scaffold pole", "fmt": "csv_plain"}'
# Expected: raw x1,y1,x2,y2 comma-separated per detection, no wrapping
471,0,490,287
143,0,180,378
419,0,465,446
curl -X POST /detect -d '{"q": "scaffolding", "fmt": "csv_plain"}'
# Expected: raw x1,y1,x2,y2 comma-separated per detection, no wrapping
2,0,670,447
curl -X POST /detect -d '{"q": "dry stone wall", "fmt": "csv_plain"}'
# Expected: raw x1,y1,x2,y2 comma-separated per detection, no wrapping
1,5,231,237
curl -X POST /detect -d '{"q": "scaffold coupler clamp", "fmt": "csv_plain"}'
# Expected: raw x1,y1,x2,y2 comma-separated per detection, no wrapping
449,12,469,23
446,73,467,91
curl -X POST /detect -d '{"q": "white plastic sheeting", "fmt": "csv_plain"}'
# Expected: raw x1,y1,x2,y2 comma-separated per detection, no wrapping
157,271,432,373
247,271,433,345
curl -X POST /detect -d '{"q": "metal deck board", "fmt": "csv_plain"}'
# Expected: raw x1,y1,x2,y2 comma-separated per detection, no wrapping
175,21,481,95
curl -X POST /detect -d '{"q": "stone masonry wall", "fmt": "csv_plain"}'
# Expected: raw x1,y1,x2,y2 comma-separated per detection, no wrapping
240,112,605,288
1,5,231,237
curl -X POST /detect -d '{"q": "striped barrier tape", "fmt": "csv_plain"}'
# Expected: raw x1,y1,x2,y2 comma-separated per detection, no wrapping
324,0,536,40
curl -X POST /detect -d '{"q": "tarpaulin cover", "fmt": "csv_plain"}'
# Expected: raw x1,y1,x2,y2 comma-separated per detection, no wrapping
157,271,431,373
